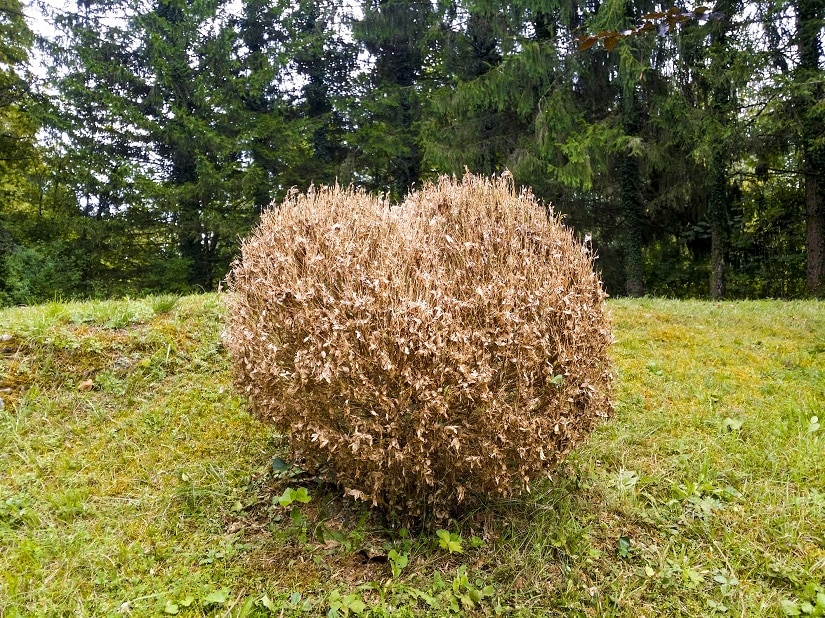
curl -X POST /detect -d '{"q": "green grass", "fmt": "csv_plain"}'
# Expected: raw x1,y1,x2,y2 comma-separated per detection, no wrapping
1,295,823,617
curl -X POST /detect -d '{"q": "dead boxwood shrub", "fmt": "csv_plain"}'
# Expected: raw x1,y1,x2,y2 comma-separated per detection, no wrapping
225,173,612,521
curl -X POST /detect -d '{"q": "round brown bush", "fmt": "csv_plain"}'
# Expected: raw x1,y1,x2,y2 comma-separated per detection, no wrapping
225,173,612,521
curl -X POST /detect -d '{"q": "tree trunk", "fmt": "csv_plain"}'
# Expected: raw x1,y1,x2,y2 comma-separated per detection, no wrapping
178,198,212,289
620,83,645,298
709,153,727,299
706,0,735,300
805,173,825,296
620,153,645,297
796,0,825,296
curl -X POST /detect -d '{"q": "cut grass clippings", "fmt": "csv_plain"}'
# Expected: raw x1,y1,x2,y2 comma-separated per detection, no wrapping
1,294,823,616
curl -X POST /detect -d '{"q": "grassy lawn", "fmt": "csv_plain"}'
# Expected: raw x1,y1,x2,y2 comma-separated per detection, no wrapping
1,294,823,617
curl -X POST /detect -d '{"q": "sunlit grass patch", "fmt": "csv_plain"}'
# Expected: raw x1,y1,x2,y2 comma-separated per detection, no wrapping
1,294,823,616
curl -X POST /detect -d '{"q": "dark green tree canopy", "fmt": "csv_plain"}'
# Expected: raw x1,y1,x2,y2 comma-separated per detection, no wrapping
1,0,822,304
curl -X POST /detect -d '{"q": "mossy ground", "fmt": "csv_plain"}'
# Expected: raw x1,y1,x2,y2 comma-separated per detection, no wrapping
1,295,822,617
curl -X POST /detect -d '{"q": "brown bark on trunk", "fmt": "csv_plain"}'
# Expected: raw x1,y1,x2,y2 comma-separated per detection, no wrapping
706,0,734,300
796,0,825,296
709,157,727,300
805,174,825,296
620,83,645,298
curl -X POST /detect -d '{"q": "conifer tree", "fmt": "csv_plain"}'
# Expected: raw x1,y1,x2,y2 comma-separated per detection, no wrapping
793,0,825,296
0,0,36,201
422,6,516,176
351,0,436,199
44,0,261,290
0,0,35,169
0,0,39,303
286,0,356,185
697,0,736,299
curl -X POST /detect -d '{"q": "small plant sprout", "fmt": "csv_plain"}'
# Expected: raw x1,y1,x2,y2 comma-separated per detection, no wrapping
448,565,495,611
387,549,409,578
436,529,464,554
617,536,632,558
616,469,640,491
468,535,485,549
723,417,744,432
276,487,311,507
163,600,179,615
259,594,277,612
780,581,825,616
646,360,665,376
713,570,739,596
202,587,230,606
327,589,368,617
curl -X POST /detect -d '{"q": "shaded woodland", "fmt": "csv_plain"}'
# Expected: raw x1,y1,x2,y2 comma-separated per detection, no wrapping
0,0,823,303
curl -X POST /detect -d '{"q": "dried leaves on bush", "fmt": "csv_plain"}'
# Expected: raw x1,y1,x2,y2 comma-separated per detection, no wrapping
225,173,613,522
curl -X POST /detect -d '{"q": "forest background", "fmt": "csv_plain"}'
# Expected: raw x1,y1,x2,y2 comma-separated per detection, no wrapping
0,0,823,305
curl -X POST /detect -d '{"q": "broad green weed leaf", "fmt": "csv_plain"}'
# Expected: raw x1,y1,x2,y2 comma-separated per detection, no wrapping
178,596,194,607
238,596,256,617
203,588,230,605
388,549,409,577
344,594,367,613
617,469,639,490
618,536,631,558
328,589,342,612
278,487,311,507
260,593,277,611
436,529,464,553
163,600,179,615
409,588,438,607
646,361,664,376
278,488,295,507
706,599,728,613
447,538,463,553
723,485,743,499
723,417,743,432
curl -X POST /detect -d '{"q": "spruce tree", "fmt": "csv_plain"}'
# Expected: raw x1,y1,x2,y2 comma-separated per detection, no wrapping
0,0,40,303
351,0,436,199
44,0,260,290
794,0,825,296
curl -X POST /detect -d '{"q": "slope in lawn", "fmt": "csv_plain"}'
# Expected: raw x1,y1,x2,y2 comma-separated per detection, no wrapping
0,295,822,616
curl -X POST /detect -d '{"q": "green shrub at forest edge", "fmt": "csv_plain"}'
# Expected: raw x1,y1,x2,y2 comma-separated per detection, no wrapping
225,173,613,522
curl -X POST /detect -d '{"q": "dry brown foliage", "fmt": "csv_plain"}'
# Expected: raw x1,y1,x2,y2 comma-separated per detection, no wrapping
225,173,613,522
